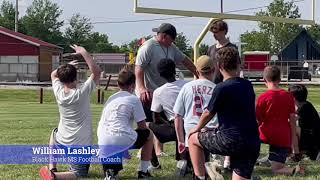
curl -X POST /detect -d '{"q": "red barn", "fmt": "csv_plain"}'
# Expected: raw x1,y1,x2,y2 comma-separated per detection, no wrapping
0,26,63,82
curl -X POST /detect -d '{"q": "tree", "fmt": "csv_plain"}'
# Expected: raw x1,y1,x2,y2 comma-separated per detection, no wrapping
0,0,15,30
175,32,192,57
240,31,271,52
21,0,64,44
307,24,320,43
255,0,302,54
64,14,93,52
126,35,152,53
199,43,209,56
86,32,115,53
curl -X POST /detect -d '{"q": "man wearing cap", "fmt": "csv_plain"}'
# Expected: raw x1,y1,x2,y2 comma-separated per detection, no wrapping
173,55,218,175
207,20,238,84
135,23,198,112
135,23,198,168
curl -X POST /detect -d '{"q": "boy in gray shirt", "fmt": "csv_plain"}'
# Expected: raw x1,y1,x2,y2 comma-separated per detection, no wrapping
39,45,101,180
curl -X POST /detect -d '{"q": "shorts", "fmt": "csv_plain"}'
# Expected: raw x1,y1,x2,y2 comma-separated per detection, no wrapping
131,129,151,149
198,129,260,179
149,120,184,161
102,129,151,174
51,128,90,177
143,104,153,122
268,145,289,164
148,121,177,143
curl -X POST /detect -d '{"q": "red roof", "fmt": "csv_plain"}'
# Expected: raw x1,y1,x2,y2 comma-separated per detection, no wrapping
0,26,62,49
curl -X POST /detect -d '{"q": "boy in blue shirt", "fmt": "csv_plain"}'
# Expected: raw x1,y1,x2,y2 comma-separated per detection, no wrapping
188,47,260,180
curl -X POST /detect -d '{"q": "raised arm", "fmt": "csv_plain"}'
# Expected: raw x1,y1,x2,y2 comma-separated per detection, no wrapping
70,45,101,84
51,69,58,81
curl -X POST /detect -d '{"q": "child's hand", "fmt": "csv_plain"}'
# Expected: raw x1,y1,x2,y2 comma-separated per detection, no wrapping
70,44,87,55
68,60,79,67
178,142,186,153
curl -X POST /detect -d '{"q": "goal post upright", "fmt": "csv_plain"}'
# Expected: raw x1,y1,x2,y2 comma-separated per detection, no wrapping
133,0,316,62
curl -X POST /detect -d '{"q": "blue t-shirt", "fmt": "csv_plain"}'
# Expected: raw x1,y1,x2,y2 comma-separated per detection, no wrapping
207,77,259,140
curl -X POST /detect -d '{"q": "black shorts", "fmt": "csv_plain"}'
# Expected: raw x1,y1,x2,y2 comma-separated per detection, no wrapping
198,129,260,179
268,145,289,163
148,121,177,143
102,129,151,174
131,129,151,149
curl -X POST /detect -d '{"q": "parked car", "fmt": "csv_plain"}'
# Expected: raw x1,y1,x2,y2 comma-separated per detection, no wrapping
288,66,311,81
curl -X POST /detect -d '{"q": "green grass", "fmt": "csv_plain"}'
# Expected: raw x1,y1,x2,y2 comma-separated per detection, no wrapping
0,86,319,180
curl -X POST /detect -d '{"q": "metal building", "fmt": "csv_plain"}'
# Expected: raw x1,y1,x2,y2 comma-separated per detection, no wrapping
0,26,63,82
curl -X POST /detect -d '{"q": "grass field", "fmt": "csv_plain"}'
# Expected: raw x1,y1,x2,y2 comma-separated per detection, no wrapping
0,85,319,180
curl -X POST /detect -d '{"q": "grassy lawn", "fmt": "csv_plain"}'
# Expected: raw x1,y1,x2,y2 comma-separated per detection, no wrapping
0,86,319,180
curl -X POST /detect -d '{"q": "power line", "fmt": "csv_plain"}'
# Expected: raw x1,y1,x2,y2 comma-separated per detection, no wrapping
7,0,307,26
89,0,305,25
91,17,186,24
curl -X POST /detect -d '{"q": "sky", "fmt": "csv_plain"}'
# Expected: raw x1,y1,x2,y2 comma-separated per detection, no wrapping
3,0,318,46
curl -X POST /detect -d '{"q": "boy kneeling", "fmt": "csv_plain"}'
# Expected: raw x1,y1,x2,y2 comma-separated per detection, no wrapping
188,47,260,180
97,67,153,179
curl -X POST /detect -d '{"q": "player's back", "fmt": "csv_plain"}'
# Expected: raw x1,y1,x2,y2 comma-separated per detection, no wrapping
256,89,295,147
175,79,217,127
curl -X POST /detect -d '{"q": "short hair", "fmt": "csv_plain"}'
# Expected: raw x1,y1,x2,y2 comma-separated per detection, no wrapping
263,65,281,82
215,47,240,72
57,64,77,84
117,67,136,88
288,84,308,102
157,58,176,80
210,20,228,34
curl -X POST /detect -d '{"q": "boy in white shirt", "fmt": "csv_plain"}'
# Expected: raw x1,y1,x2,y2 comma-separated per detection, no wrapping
39,45,101,180
173,55,218,177
148,59,187,174
97,67,154,179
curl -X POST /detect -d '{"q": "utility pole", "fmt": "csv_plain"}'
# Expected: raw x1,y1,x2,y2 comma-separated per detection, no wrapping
221,0,223,13
15,0,18,32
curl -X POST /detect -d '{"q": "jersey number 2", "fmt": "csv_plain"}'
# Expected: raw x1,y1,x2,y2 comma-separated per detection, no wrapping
193,95,203,117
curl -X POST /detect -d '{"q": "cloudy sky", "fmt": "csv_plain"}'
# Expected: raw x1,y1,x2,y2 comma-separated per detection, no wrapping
4,0,317,46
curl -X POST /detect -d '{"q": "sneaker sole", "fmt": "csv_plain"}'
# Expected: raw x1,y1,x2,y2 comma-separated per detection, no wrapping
205,162,224,180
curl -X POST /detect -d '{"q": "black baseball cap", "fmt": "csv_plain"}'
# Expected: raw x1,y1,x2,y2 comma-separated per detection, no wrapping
152,23,177,40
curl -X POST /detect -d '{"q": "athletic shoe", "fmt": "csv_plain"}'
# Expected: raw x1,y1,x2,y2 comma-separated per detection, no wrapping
211,154,223,168
138,170,152,179
157,152,169,157
256,155,271,167
39,166,55,180
204,162,224,180
147,164,161,172
105,169,119,180
176,160,188,176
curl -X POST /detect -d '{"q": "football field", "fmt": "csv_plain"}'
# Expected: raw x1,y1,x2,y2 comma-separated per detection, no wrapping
0,86,319,180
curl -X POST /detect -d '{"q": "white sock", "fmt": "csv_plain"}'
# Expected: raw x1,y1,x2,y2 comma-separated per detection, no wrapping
198,176,205,180
223,160,230,168
139,160,150,173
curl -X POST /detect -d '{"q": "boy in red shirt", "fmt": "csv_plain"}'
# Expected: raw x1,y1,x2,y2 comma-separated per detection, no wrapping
256,65,303,175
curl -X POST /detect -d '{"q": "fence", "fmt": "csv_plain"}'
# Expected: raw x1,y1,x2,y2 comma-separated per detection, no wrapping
1,60,320,83
242,60,320,81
